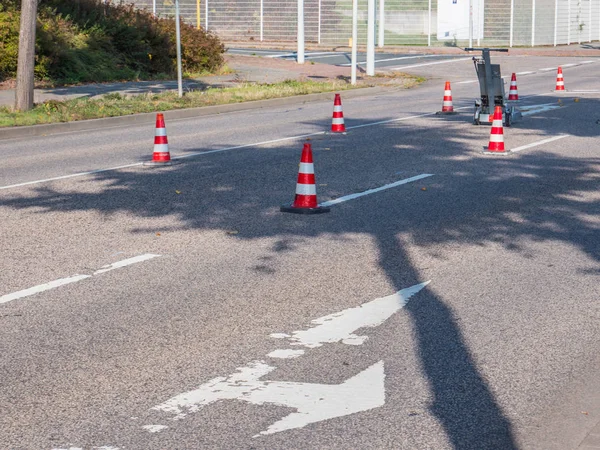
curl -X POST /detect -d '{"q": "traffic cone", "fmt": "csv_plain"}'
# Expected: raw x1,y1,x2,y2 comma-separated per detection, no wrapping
508,73,519,101
330,93,346,133
555,67,565,91
145,113,173,166
484,106,507,153
281,143,330,214
440,81,455,113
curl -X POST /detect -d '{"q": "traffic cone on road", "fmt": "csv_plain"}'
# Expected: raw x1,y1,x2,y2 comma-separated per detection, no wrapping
555,67,565,91
330,93,346,133
145,113,173,166
281,143,330,214
484,106,507,153
439,81,455,114
508,73,519,101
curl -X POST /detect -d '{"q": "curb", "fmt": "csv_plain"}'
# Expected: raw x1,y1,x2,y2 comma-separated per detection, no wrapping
0,86,385,140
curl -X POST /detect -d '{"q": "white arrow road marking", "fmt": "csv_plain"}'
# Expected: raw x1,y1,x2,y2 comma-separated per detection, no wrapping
153,360,385,437
148,281,430,436
271,281,431,348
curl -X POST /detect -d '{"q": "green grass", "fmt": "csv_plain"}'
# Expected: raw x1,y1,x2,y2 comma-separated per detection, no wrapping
0,79,361,128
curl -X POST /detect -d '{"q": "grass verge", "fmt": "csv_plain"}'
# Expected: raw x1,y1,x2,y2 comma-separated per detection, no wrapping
0,79,373,128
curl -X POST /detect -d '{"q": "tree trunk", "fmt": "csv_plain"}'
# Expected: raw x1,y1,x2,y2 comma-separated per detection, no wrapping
15,0,38,112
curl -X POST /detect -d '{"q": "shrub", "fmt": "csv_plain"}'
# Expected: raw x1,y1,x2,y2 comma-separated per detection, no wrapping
0,0,225,84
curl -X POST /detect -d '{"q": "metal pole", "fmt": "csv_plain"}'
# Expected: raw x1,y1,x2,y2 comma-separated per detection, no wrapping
175,0,183,98
197,0,201,29
568,0,571,44
260,0,264,41
554,0,558,45
367,0,375,76
378,0,385,47
588,0,592,42
477,0,481,46
298,0,305,64
205,0,209,30
428,0,432,46
531,0,536,46
510,0,514,46
351,0,358,85
318,0,321,44
469,0,473,48
578,0,581,44
153,0,156,16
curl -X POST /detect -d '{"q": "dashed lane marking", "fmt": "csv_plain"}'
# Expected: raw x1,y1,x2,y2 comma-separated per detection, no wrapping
320,174,433,207
510,134,570,153
0,254,160,306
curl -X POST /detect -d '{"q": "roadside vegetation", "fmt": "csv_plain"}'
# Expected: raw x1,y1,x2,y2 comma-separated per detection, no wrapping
0,79,364,127
0,0,224,85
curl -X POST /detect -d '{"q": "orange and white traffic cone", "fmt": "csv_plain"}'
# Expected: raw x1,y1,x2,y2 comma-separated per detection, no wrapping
484,106,507,153
281,143,330,214
145,113,173,166
330,93,346,133
440,81,455,113
555,67,565,91
508,73,519,101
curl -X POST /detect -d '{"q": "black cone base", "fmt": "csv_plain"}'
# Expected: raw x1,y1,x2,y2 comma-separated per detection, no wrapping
280,205,330,214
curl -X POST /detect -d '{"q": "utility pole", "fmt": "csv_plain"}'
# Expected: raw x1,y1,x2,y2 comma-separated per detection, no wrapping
15,0,38,112
297,0,305,64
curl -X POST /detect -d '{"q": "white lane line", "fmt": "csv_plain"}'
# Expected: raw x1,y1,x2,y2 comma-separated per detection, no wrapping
521,103,563,115
388,57,472,70
0,275,91,305
456,80,478,84
581,60,595,64
569,90,600,93
0,162,143,191
320,174,433,207
561,63,577,67
93,253,161,275
0,254,161,306
539,67,557,72
516,71,534,75
511,134,570,153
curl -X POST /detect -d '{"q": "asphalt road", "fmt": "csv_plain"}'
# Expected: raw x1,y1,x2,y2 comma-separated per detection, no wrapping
1,56,600,450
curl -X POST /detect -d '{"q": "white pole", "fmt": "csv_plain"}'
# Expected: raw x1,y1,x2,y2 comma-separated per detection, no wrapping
531,0,536,46
554,0,558,45
351,0,358,85
568,0,571,44
298,0,305,64
318,0,321,44
205,0,209,30
510,0,514,46
175,0,183,98
469,0,473,47
477,0,481,46
588,0,592,41
367,0,375,76
378,0,385,47
260,0,264,41
428,0,432,46
153,0,156,16
578,0,581,43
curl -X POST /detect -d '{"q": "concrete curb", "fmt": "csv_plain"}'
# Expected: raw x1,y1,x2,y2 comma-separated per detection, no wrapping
0,86,386,140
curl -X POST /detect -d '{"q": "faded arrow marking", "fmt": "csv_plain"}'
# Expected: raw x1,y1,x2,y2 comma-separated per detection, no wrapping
153,360,385,437
271,281,431,348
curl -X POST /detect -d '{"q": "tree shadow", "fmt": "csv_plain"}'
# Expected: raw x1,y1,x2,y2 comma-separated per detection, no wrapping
2,96,600,447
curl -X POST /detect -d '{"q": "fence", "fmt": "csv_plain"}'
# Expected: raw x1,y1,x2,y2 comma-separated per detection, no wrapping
129,0,600,47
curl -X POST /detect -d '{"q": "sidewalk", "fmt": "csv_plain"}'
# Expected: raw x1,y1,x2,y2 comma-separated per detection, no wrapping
0,53,353,107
